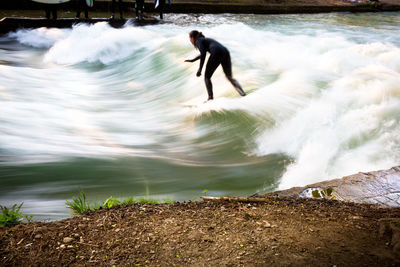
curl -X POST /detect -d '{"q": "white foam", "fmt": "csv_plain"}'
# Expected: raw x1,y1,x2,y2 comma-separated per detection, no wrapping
9,27,68,48
44,23,165,65
2,16,400,191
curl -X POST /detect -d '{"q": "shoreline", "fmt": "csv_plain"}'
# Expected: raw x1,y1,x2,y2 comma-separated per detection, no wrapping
1,0,399,34
2,195,400,265
2,166,400,265
1,0,400,14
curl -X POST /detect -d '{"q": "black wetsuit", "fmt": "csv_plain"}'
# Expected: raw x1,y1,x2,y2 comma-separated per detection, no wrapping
44,5,57,19
75,0,88,19
111,0,123,19
136,0,145,18
190,37,245,100
158,0,165,19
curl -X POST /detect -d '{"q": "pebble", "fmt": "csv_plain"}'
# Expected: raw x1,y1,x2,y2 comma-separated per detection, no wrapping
36,226,47,232
263,221,271,228
63,237,74,244
34,234,42,239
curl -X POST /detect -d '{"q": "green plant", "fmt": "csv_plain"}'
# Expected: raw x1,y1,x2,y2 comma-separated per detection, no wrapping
137,198,160,204
0,203,23,227
24,214,34,223
122,197,135,205
103,196,120,209
66,188,91,214
122,197,173,205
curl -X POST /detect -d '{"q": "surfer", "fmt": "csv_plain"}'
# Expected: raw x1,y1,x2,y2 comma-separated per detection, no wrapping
75,0,89,19
135,0,145,19
184,30,246,101
111,0,123,19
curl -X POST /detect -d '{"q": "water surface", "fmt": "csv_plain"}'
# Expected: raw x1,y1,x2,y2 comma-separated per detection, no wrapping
1,12,400,220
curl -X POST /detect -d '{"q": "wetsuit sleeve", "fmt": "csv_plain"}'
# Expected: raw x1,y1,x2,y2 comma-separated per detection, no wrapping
197,40,207,74
187,55,200,62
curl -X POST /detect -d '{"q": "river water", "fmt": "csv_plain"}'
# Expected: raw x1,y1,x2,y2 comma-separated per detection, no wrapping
1,12,399,220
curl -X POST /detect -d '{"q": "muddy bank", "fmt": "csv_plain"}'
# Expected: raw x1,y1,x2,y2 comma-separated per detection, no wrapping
2,167,400,265
1,196,400,266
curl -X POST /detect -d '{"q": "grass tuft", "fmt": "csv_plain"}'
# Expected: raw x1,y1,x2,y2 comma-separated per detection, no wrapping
0,203,33,227
66,188,92,214
66,189,176,214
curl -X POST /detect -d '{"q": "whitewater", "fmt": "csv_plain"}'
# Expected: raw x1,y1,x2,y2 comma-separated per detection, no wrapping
0,12,399,219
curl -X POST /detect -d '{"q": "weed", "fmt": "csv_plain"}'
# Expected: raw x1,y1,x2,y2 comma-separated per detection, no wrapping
137,198,160,204
103,196,120,209
0,203,23,227
66,188,91,214
122,197,135,205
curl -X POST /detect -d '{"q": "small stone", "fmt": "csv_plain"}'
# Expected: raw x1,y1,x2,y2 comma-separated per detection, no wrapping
263,221,271,228
74,233,80,238
34,234,42,239
63,237,74,244
36,226,47,232
59,244,66,249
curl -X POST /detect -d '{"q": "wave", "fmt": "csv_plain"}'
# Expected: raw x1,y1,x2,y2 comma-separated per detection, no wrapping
0,13,400,218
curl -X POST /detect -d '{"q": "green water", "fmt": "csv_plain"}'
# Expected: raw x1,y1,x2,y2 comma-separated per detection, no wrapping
0,12,399,220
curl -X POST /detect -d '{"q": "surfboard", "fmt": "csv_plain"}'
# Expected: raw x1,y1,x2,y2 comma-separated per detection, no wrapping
86,0,94,7
244,89,256,95
31,0,71,4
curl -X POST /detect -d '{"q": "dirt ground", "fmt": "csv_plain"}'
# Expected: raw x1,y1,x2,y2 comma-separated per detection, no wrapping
1,196,400,266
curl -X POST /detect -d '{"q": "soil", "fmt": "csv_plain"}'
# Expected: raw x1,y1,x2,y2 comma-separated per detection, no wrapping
2,196,400,266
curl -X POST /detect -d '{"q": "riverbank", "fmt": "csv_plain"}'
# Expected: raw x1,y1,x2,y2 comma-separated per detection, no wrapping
2,195,400,266
3,167,400,265
0,0,399,15
1,0,399,35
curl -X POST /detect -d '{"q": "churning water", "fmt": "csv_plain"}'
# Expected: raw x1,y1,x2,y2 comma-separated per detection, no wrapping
1,12,400,219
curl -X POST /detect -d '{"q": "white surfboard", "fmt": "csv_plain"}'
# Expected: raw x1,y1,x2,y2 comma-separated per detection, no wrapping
86,0,94,7
31,0,71,4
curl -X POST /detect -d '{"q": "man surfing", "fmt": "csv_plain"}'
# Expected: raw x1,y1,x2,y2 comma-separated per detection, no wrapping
184,30,246,102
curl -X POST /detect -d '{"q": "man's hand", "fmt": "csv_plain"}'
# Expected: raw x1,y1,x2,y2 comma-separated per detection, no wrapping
196,71,201,77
